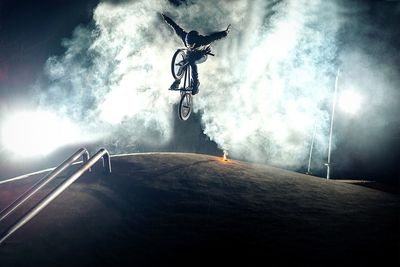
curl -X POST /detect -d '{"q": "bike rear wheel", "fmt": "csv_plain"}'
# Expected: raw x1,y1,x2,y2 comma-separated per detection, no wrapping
171,49,186,80
178,93,193,121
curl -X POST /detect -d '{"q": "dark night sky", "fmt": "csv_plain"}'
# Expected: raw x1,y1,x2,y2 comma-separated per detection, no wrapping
0,0,98,98
0,0,399,187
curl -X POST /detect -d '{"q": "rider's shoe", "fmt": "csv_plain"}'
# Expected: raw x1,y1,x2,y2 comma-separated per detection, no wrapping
192,81,200,95
169,80,180,90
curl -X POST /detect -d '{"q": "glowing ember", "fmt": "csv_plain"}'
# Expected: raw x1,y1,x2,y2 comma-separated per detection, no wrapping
223,150,228,161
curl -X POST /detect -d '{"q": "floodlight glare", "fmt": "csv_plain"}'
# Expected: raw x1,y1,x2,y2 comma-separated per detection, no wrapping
338,90,362,115
1,111,80,157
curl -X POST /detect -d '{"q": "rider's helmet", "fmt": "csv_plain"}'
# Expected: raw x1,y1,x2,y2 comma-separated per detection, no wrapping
185,30,199,48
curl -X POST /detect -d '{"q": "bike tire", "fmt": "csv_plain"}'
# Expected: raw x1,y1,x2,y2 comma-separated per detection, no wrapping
178,93,193,121
171,49,186,80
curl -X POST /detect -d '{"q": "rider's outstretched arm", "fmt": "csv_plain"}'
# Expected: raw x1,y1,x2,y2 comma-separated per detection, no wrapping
162,14,187,43
199,28,229,46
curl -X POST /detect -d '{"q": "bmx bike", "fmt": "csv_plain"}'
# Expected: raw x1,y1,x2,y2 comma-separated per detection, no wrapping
170,47,214,121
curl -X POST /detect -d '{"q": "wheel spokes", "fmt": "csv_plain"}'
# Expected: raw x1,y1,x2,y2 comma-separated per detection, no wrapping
181,94,192,118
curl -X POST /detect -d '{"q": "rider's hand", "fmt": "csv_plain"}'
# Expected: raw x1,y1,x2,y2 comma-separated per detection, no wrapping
226,24,231,34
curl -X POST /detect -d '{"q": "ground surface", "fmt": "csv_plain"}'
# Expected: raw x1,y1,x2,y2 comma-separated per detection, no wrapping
0,153,399,266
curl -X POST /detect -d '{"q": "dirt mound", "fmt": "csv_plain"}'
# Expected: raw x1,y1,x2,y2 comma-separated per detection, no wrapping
0,153,398,266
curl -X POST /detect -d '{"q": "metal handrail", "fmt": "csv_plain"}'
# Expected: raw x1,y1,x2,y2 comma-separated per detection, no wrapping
0,148,90,223
0,148,111,245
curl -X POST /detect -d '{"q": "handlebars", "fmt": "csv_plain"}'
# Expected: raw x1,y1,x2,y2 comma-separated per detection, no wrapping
205,45,214,56
184,46,215,56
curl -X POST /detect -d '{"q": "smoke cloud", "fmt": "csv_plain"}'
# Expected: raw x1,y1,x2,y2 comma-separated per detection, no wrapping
194,0,340,168
31,0,399,173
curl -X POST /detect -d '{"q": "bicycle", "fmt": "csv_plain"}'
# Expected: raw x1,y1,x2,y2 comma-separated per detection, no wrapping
170,47,214,121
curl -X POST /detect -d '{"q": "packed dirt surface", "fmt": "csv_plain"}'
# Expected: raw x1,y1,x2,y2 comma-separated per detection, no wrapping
0,153,398,266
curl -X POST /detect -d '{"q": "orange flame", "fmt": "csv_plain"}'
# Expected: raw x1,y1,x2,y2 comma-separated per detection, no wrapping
223,150,228,161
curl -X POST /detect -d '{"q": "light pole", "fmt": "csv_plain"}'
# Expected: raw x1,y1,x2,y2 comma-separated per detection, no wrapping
306,122,317,175
325,68,340,179
325,69,362,180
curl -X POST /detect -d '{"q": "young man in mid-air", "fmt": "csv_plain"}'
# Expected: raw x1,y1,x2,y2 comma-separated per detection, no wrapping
162,13,230,95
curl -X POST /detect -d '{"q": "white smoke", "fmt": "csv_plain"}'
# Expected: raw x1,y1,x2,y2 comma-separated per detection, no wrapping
34,0,343,168
35,0,178,152
193,0,340,167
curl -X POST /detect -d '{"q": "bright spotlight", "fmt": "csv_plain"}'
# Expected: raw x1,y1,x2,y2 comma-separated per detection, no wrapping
1,111,81,157
338,90,362,115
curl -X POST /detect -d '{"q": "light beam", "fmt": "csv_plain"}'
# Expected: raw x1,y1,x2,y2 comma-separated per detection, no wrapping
1,111,81,157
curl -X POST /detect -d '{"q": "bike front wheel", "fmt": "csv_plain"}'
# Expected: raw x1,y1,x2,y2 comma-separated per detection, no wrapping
178,92,193,121
171,49,186,80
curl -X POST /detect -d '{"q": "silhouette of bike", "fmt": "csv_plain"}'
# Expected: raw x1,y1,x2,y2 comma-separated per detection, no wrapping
171,49,193,121
171,47,214,121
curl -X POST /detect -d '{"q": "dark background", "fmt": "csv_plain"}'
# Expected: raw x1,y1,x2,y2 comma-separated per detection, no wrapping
0,0,399,188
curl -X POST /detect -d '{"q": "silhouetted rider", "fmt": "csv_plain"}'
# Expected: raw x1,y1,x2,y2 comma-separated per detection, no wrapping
162,13,230,95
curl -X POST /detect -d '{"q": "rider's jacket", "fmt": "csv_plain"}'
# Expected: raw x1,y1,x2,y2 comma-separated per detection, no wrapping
162,14,228,53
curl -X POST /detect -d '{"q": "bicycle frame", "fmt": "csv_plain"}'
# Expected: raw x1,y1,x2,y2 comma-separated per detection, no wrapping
182,55,191,92
177,46,214,92
171,46,214,121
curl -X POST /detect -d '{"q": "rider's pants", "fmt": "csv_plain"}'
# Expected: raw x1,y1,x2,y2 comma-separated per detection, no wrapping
188,52,207,95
